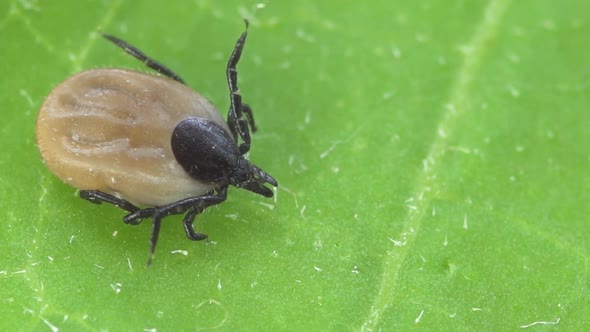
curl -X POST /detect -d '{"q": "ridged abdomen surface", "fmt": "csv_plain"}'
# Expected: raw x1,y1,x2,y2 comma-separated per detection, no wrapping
36,69,230,206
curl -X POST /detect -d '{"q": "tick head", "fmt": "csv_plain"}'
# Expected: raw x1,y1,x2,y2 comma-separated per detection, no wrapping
229,158,277,198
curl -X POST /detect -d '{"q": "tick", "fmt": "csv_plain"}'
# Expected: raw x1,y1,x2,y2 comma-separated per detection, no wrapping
36,20,277,265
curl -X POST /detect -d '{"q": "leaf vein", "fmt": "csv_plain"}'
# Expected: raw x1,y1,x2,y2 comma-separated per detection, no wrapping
360,1,511,330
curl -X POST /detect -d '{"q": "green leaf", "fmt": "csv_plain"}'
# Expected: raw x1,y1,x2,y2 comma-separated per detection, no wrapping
1,0,589,330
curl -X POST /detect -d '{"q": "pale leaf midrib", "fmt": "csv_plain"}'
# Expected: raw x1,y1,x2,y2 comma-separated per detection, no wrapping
360,0,511,330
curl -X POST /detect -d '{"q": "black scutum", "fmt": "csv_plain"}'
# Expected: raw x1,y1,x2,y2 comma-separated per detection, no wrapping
171,117,239,183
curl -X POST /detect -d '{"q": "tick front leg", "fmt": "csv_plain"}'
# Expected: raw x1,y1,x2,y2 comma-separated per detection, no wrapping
241,103,257,132
226,20,256,156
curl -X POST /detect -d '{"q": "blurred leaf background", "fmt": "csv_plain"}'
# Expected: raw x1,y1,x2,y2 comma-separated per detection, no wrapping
1,0,589,330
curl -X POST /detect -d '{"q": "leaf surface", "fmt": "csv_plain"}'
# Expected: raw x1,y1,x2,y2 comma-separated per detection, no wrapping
1,0,589,330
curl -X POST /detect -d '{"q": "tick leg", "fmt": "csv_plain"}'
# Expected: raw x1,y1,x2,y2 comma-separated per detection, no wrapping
123,208,155,225
102,33,186,84
226,20,255,154
229,104,258,155
143,187,228,266
234,117,252,155
80,190,149,226
80,190,139,213
157,187,228,217
182,207,209,241
241,103,257,132
82,188,228,266
147,211,164,267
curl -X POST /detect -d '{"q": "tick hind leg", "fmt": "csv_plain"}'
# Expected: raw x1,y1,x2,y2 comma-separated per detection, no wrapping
80,190,143,224
102,33,186,84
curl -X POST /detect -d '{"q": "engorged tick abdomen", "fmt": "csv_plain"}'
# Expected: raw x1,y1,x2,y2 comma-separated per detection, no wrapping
36,69,231,206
